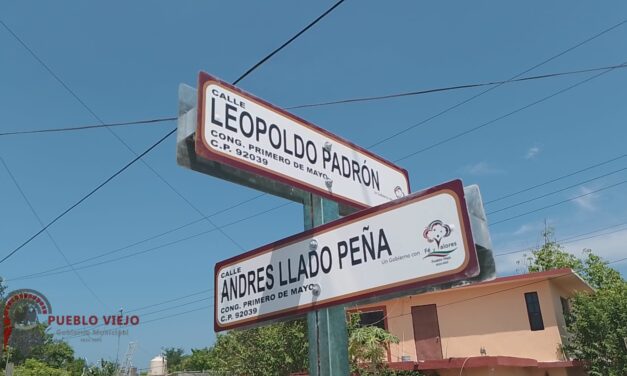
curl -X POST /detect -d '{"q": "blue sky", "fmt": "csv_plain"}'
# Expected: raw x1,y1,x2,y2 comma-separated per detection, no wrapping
1,0,626,369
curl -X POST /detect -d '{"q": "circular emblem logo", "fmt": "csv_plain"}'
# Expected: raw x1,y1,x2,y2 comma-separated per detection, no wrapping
3,289,52,349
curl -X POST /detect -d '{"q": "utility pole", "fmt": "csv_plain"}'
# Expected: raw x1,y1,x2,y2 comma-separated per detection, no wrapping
115,308,123,369
304,194,349,376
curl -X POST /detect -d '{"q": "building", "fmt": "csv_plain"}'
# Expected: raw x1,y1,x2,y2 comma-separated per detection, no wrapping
351,268,592,376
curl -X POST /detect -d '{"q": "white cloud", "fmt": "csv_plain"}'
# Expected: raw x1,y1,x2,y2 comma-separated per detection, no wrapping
462,162,503,176
562,229,627,263
513,223,535,236
525,146,541,159
573,186,597,211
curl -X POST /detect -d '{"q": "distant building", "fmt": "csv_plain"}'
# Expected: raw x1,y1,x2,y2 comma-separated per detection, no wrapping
351,268,592,376
149,355,167,376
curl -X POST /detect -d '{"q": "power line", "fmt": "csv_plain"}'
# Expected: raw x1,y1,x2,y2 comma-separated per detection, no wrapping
5,202,292,282
285,63,627,109
2,17,246,253
495,223,627,257
0,156,109,309
125,289,211,314
485,154,626,205
486,166,627,215
4,64,627,138
63,291,215,340
5,193,265,280
0,129,173,265
8,155,623,281
0,117,176,136
231,0,347,85
367,18,627,149
489,180,627,226
0,0,345,264
394,61,626,163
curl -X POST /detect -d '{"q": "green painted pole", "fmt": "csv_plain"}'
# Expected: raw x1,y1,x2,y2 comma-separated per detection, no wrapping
304,194,350,376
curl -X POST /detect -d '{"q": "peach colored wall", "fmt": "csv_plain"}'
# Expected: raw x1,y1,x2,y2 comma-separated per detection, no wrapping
435,367,571,376
356,279,569,362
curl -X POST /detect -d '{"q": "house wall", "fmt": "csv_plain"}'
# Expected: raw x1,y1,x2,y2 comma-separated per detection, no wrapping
434,367,571,376
356,279,567,362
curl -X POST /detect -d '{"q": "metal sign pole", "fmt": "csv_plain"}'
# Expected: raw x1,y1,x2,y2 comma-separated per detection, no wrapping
303,194,349,376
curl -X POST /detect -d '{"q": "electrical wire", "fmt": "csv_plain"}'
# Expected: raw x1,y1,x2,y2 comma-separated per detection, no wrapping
367,18,627,149
8,156,625,281
3,63,626,137
4,193,265,280
489,180,627,226
285,63,627,110
0,0,346,264
485,154,626,205
486,166,627,215
5,202,292,282
3,17,245,253
0,117,175,136
394,62,626,163
495,222,627,257
0,156,109,309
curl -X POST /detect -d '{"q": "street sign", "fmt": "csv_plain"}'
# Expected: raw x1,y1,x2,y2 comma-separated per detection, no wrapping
195,72,410,209
214,179,479,331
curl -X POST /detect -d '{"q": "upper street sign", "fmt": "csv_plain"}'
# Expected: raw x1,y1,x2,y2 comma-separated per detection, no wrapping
195,72,410,209
214,179,479,331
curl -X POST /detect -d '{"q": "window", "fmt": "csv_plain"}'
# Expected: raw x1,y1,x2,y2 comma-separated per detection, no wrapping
524,292,545,331
356,310,386,330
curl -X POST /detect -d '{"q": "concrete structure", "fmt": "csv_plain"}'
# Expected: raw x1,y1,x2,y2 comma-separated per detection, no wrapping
149,355,167,376
351,269,593,376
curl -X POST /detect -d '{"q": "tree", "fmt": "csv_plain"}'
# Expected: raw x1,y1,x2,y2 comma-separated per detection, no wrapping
526,230,627,375
13,359,69,376
177,320,308,375
164,347,185,372
347,313,399,376
178,347,212,371
84,360,117,376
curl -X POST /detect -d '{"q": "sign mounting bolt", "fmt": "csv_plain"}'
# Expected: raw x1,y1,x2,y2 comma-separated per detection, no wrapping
309,239,318,251
324,142,332,151
312,284,321,297
325,178,333,189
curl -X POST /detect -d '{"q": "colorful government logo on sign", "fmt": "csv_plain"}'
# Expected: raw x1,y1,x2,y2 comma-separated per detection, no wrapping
3,289,52,349
423,220,457,259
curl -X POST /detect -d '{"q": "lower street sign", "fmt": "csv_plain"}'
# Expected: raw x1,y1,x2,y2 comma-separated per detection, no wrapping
214,179,479,331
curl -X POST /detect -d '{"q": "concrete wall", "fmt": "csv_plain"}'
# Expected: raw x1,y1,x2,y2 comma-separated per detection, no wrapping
356,279,569,362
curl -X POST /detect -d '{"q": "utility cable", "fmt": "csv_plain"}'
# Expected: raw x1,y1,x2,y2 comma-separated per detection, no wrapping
2,17,245,252
0,156,109,309
485,154,626,205
0,117,175,136
2,63,626,137
5,202,292,282
0,0,345,264
367,18,627,149
486,166,627,215
495,223,627,257
394,61,626,162
489,180,627,226
286,63,627,109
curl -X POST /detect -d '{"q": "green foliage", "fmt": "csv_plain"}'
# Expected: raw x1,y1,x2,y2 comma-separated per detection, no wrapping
209,320,308,376
13,359,70,376
30,340,75,369
171,320,308,375
84,359,117,376
347,313,399,376
164,347,185,372
179,347,214,371
527,230,627,375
